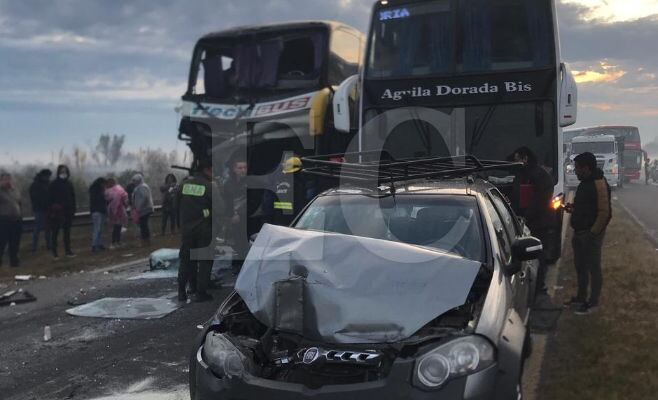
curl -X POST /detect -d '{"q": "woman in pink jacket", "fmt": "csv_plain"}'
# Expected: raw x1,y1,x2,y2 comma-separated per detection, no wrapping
105,178,129,249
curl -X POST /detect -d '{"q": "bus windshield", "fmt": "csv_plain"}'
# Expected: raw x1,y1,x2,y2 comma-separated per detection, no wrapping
190,29,326,100
364,101,557,177
367,0,555,79
572,141,615,155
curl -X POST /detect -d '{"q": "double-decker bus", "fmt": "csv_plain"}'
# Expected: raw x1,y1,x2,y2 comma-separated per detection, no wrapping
332,0,578,261
178,21,364,230
565,126,642,182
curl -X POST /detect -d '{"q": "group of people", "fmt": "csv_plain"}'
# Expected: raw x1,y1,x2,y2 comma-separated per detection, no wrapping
0,163,183,268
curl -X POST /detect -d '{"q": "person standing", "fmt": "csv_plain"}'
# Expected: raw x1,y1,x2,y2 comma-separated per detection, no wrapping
89,177,108,252
177,158,223,302
511,147,555,296
564,152,611,315
222,156,248,274
29,169,52,252
105,178,129,248
49,165,76,260
160,173,178,235
131,174,154,246
0,172,23,268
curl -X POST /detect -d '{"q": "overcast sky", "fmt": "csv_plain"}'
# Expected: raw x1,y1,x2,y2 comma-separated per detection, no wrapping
1,0,657,165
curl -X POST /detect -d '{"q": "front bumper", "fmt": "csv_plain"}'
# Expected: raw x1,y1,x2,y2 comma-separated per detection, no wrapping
192,347,499,400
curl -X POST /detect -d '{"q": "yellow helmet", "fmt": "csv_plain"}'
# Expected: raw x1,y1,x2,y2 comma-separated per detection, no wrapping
282,156,302,174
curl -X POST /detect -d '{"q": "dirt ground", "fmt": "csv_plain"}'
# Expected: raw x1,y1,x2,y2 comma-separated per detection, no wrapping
537,203,658,399
0,220,180,283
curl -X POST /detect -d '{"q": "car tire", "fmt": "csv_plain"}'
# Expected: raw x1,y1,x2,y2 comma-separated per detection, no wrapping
522,331,532,360
189,345,198,400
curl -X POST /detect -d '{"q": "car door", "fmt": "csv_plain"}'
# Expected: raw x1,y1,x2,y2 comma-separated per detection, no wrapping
487,190,532,322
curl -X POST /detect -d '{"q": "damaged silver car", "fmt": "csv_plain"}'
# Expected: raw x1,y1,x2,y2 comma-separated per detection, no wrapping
189,172,541,399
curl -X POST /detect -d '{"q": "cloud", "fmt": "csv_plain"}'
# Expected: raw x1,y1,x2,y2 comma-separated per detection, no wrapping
572,61,627,84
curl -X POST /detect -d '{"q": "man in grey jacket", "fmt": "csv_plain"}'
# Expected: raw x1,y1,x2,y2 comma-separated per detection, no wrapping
0,172,23,267
131,174,154,245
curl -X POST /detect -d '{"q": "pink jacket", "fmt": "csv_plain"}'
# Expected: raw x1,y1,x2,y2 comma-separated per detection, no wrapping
105,184,129,226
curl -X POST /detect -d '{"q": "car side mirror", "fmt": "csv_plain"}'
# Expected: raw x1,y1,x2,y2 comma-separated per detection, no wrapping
511,236,543,263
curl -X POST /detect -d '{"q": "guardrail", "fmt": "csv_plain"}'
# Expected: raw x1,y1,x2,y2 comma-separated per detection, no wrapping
21,205,163,233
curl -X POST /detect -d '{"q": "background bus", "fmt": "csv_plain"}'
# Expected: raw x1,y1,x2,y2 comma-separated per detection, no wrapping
332,0,578,262
565,126,642,182
178,21,364,230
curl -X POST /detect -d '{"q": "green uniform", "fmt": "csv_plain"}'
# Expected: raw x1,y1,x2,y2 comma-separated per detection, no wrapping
177,173,223,298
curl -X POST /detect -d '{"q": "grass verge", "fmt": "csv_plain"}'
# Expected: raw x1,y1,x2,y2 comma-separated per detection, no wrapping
0,221,180,282
537,203,658,399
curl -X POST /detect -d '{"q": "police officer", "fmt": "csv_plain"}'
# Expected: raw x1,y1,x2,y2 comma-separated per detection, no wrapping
177,158,223,302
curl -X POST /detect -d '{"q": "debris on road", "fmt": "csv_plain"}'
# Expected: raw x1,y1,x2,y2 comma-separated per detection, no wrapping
65,297,180,320
44,325,52,342
149,248,180,270
1,289,37,307
14,275,33,281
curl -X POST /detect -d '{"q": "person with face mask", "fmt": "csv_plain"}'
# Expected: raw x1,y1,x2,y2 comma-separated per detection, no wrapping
0,172,23,268
49,165,77,260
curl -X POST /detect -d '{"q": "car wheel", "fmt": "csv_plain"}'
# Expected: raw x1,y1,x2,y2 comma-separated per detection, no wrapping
189,346,198,400
522,331,532,360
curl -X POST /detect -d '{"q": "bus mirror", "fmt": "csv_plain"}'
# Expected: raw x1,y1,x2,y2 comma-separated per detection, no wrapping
310,88,331,136
559,63,578,127
333,75,359,133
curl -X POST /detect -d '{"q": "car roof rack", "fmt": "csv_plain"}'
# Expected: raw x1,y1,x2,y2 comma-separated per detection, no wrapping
302,150,522,185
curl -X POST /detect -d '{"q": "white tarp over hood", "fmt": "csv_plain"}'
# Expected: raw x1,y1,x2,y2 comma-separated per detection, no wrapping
235,224,482,344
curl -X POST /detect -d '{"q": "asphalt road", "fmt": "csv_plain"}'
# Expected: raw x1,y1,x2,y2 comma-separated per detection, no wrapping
614,180,658,245
0,260,233,400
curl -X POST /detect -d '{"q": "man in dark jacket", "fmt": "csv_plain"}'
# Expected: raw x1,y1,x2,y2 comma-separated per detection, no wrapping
160,173,178,235
0,172,23,267
222,156,249,274
89,177,107,252
177,159,223,302
29,169,51,252
49,165,76,259
564,152,611,315
512,147,555,294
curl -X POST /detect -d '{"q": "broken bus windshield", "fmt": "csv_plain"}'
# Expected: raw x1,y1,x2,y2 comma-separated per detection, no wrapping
190,30,326,100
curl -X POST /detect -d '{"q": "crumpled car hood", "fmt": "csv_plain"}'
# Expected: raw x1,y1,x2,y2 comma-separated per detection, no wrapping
235,224,482,344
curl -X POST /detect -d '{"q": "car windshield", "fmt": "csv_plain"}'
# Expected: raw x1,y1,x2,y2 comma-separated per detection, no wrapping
295,194,485,262
572,141,614,154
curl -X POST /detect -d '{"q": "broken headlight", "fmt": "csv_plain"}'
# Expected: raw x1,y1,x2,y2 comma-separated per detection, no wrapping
202,331,252,379
414,335,495,389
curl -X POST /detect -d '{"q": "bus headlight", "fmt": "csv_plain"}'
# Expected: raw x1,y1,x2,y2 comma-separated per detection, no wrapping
565,164,575,174
414,336,495,389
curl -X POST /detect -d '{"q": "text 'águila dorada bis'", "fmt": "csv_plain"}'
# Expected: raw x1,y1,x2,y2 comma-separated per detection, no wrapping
381,82,533,101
